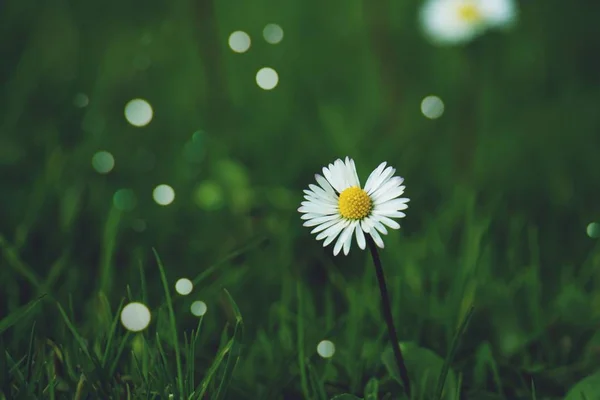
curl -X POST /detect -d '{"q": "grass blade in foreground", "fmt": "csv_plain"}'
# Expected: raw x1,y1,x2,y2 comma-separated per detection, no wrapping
214,288,244,400
0,295,46,335
435,305,475,400
153,248,185,398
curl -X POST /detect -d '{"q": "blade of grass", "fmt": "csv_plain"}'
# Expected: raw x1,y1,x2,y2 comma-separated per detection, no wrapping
108,331,131,377
307,361,327,400
191,235,267,287
435,305,474,400
0,294,46,335
98,206,121,296
0,235,43,289
214,289,244,400
25,321,36,382
153,248,185,397
56,301,110,396
155,332,174,384
194,336,235,399
296,281,311,400
6,351,26,385
101,298,125,367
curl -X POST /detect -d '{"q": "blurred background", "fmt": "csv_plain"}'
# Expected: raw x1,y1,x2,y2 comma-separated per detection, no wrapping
2,0,600,397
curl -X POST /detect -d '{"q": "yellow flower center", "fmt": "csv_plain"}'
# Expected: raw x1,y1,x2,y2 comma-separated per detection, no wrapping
338,186,372,220
457,4,482,23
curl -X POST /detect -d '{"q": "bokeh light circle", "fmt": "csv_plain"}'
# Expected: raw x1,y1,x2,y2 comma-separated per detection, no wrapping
125,99,153,127
153,184,175,206
175,278,193,295
421,95,445,119
228,31,251,53
191,301,208,316
113,189,137,211
316,340,335,358
92,151,115,174
263,24,284,44
256,67,279,90
121,302,151,332
587,222,600,238
73,93,89,108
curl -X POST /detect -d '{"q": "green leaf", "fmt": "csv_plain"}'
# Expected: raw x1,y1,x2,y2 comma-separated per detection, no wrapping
565,370,600,400
0,295,45,335
330,395,363,400
382,342,458,400
364,378,379,400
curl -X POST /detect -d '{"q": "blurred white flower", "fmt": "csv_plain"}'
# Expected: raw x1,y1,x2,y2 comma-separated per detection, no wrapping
298,157,409,256
420,0,517,45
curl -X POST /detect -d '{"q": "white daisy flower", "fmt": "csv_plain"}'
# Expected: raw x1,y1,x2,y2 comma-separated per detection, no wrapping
420,0,517,45
298,157,409,256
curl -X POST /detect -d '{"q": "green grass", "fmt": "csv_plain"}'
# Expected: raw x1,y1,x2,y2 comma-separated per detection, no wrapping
2,0,600,398
2,193,600,399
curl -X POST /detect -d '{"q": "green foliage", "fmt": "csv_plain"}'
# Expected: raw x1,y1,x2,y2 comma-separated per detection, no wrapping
565,371,600,400
2,0,600,398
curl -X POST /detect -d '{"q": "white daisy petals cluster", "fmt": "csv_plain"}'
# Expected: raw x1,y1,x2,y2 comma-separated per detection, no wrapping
420,0,517,45
298,157,409,256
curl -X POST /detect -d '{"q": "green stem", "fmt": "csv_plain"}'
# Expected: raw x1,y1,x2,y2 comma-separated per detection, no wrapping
366,235,411,397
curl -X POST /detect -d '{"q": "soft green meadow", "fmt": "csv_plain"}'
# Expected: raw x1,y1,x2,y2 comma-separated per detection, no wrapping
2,0,600,399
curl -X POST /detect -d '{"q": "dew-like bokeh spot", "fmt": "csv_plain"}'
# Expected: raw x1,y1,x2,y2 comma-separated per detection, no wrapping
191,300,207,316
256,67,279,90
73,93,89,108
153,184,175,206
121,302,151,332
228,31,251,53
317,340,335,358
113,189,137,211
132,219,147,232
263,24,284,44
421,95,445,119
125,99,153,127
194,181,224,210
587,222,600,238
92,151,115,174
175,278,193,295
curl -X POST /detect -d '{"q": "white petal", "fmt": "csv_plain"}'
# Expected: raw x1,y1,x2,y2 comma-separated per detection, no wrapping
298,204,338,214
373,210,406,219
366,217,388,235
375,198,410,212
301,212,326,220
363,162,387,193
371,179,405,203
360,219,371,233
369,229,385,248
367,166,396,195
355,223,366,250
323,221,347,247
308,184,337,202
315,174,336,196
304,194,337,207
303,214,340,227
333,222,355,256
343,229,353,255
310,216,343,233
323,162,345,193
344,157,360,188
317,219,348,242
373,214,400,230
302,196,336,208
334,159,352,189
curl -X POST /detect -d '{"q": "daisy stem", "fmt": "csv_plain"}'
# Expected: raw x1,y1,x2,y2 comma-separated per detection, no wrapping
366,235,411,398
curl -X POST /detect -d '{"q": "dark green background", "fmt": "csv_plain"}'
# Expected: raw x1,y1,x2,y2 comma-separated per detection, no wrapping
1,0,600,398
